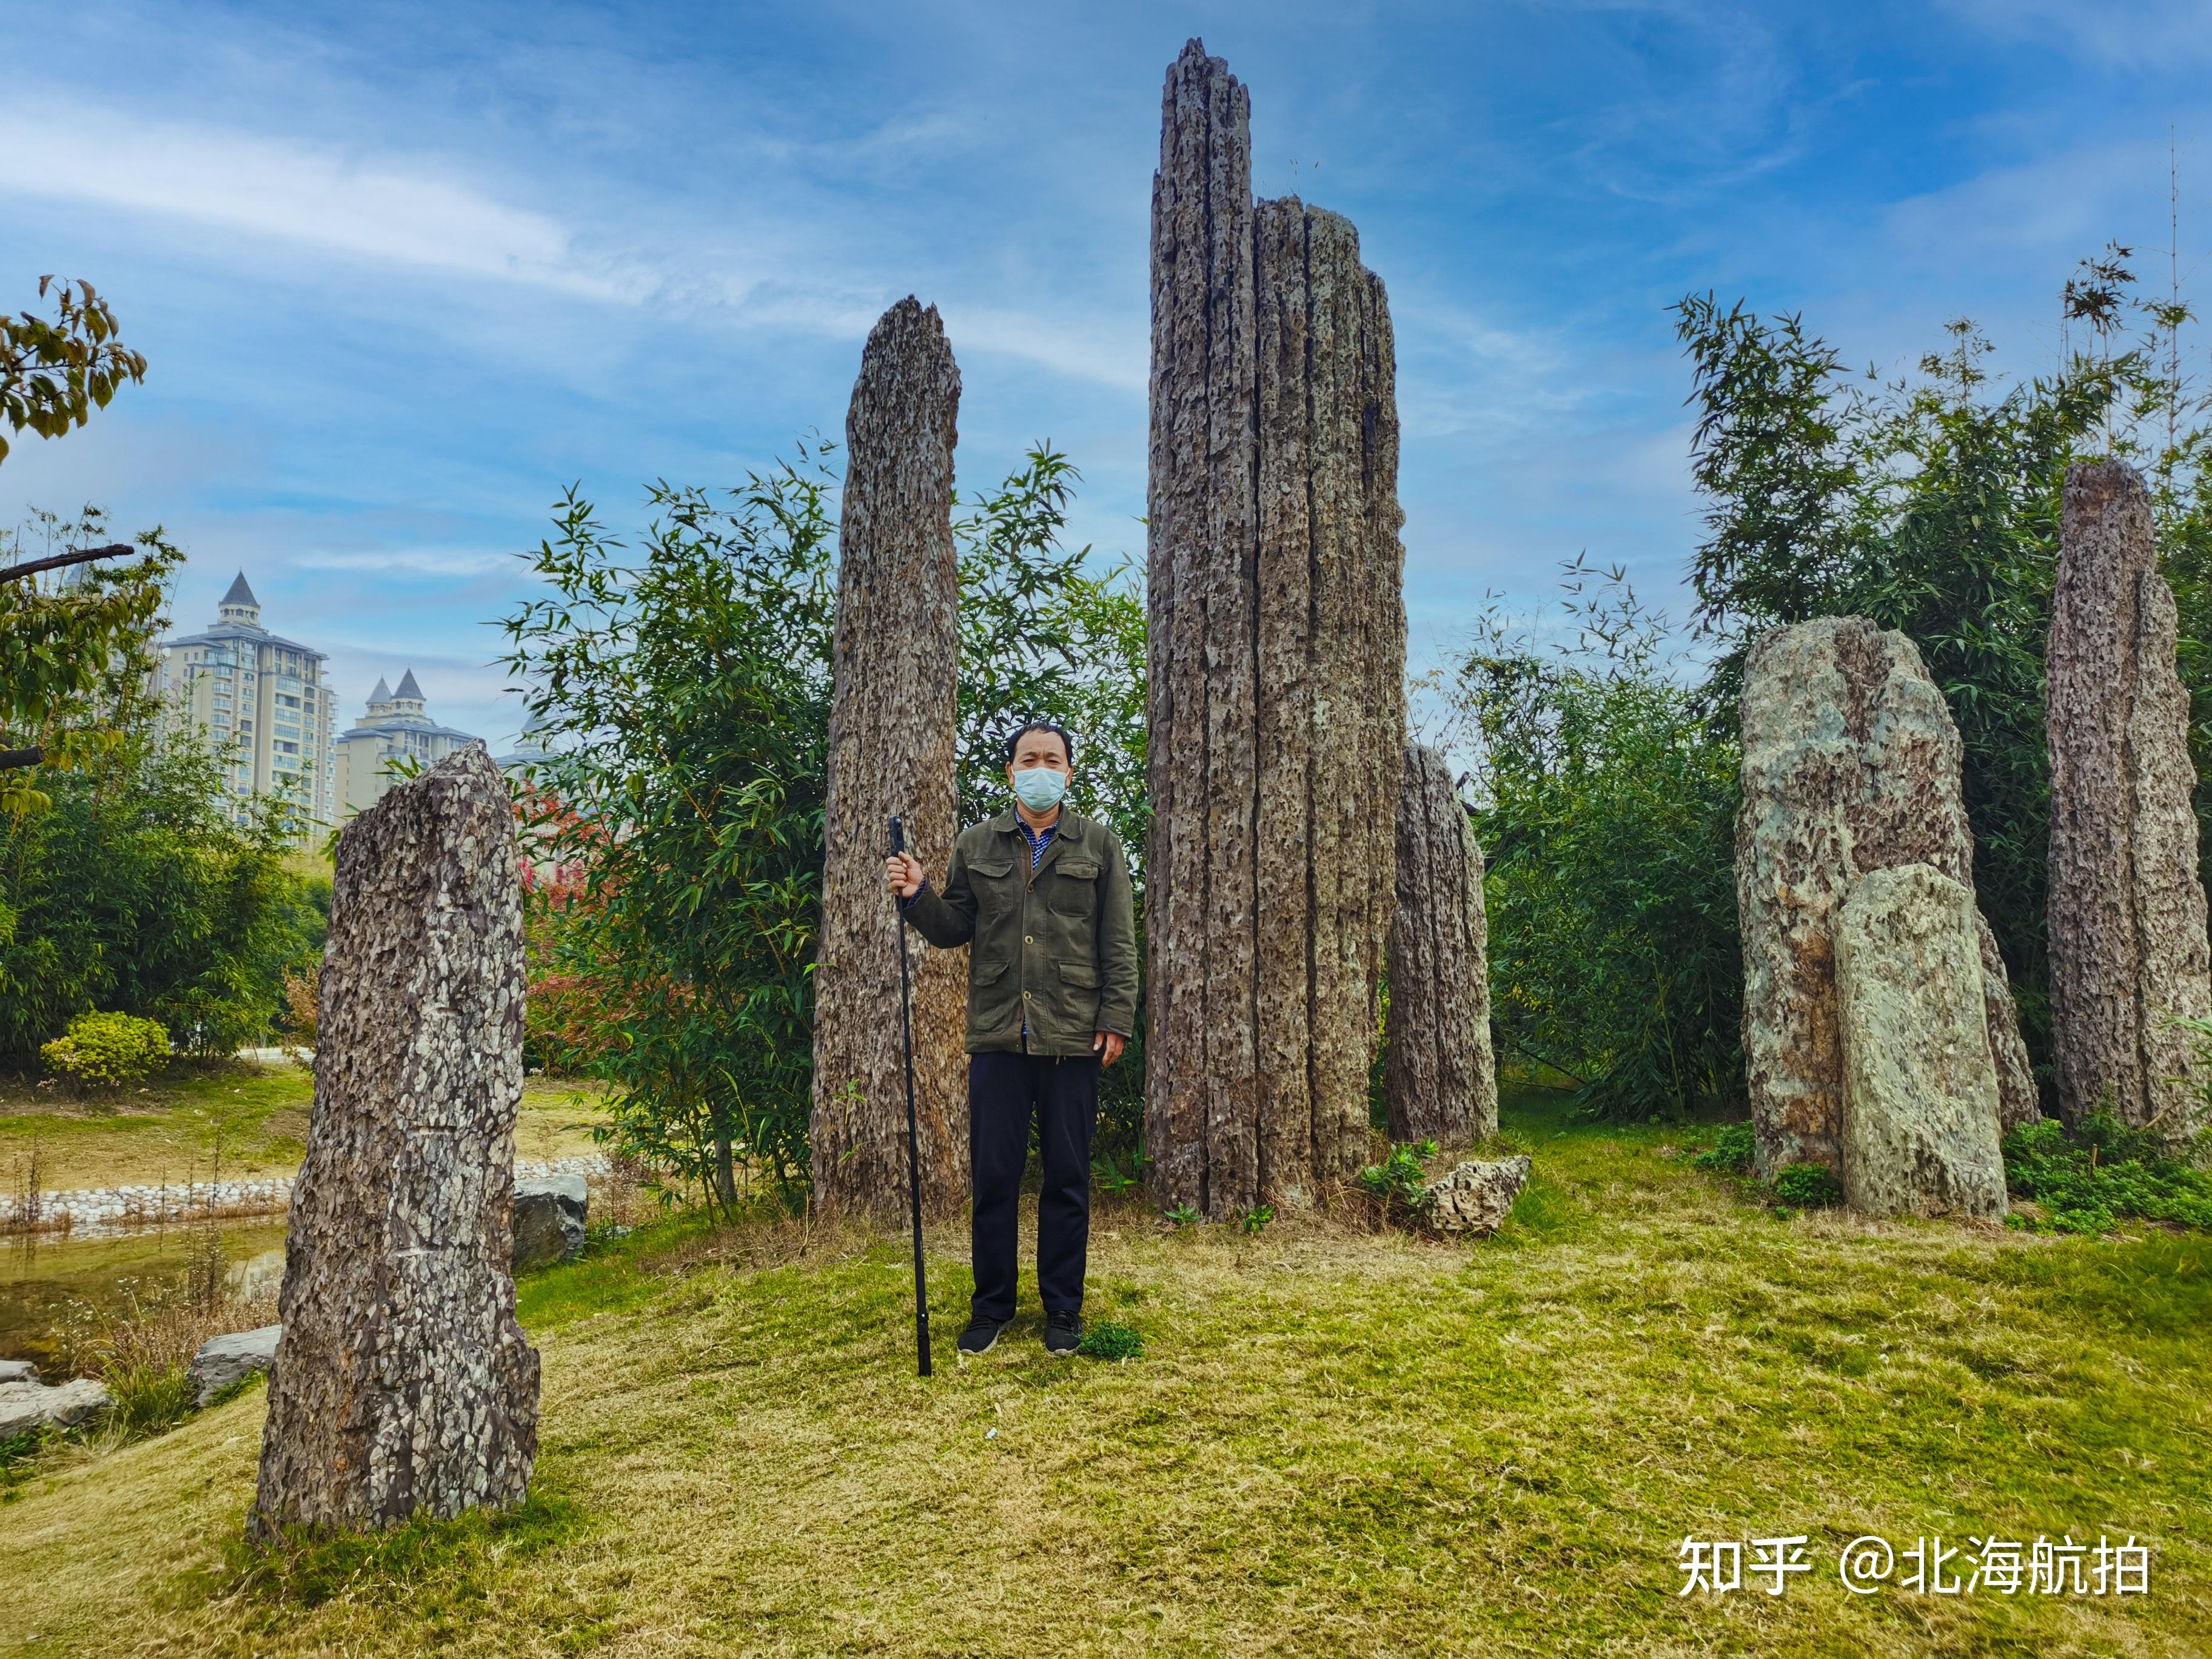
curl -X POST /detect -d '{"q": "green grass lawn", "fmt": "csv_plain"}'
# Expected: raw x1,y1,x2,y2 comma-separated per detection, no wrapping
0,1061,317,1194
1,1090,2205,1657
0,1063,608,1197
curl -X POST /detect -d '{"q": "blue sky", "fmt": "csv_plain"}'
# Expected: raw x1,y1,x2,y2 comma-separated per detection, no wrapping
4,0,2209,745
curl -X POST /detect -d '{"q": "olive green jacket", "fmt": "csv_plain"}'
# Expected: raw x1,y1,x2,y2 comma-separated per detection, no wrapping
903,808,1139,1056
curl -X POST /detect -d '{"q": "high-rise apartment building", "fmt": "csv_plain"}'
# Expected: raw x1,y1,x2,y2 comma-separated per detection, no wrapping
152,572,340,836
332,670,479,823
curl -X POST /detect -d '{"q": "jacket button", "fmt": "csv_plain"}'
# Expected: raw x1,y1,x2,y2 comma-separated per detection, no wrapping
1025,936,1034,943
1023,991,1031,999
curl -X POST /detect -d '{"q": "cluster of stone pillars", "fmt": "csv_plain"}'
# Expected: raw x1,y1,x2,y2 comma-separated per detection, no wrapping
803,39,1496,1225
1737,457,2210,1218
253,42,2212,1555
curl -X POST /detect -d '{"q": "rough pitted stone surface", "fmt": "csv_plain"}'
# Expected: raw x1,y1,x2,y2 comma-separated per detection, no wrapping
811,297,968,1219
254,743,538,1537
1425,1155,1530,1235
511,1173,587,1272
0,1359,35,1385
1737,617,2038,1180
1978,923,2040,1138
2048,460,2212,1131
1834,865,2008,1220
1385,744,1497,1144
193,1324,282,1409
0,1377,110,1438
1147,40,1407,1217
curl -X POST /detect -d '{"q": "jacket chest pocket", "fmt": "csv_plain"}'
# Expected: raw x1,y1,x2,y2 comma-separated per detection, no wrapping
1047,858,1100,916
967,857,1019,919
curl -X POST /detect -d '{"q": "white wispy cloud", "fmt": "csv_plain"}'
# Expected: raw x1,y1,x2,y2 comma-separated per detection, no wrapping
292,546,519,578
1885,138,2190,266
1940,0,2212,69
939,304,1148,395
0,95,1155,395
0,101,646,299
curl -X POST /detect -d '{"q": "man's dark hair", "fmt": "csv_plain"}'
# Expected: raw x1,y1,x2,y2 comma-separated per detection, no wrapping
1003,719,1076,768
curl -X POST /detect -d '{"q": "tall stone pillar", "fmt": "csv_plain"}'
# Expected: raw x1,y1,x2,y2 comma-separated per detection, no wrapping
254,743,537,1536
1384,743,1498,1144
2046,458,2211,1130
811,298,968,1216
1737,617,2037,1179
1146,40,1407,1216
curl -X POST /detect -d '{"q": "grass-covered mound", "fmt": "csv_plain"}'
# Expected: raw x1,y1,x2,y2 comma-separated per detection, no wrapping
1,1093,2207,1656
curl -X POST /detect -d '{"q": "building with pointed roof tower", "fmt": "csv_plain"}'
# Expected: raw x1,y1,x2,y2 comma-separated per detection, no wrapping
333,667,479,823
153,571,340,838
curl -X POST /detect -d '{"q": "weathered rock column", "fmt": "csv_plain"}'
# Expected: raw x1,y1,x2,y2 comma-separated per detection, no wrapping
812,298,967,1217
1737,617,2037,1181
1835,864,2008,1219
255,744,537,1535
1384,743,1497,1144
2047,459,2211,1131
1256,194,1408,1191
1146,39,1258,1219
1147,40,1407,1216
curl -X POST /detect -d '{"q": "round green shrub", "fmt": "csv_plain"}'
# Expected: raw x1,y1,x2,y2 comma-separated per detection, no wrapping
40,1010,172,1091
1692,1122,1757,1175
1772,1161,1844,1209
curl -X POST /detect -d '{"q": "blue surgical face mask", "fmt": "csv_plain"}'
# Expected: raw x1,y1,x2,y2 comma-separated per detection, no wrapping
1011,766,1068,812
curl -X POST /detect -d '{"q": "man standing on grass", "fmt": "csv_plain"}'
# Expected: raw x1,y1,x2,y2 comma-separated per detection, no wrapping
886,719,1138,1357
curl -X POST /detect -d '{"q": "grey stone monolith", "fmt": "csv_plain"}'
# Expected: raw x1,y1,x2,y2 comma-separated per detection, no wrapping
1835,864,2008,1220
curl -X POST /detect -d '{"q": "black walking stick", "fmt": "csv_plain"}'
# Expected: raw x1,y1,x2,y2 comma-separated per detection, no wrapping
889,816,933,1377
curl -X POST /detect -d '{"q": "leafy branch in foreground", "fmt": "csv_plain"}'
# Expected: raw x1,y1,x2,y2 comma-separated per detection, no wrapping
1,278,148,466
0,508,181,793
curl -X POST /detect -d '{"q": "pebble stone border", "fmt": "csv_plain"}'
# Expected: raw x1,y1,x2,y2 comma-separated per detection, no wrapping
6,1155,611,1242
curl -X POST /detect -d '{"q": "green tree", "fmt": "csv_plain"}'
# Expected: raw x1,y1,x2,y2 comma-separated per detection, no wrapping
1,507,181,791
503,458,838,1212
0,578,320,1068
1449,559,1742,1119
1,277,147,466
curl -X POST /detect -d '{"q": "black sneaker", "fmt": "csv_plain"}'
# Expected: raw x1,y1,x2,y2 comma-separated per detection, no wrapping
957,1318,1004,1355
1044,1312,1083,1356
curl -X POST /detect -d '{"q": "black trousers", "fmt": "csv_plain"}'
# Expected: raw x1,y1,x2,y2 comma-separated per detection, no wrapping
968,1049,1099,1324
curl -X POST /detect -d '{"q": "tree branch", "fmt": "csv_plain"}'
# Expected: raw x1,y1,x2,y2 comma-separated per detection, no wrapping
0,543,136,584
0,746,44,771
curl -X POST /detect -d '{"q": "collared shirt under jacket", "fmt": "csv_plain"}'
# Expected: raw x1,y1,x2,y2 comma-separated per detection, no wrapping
902,806,1139,1056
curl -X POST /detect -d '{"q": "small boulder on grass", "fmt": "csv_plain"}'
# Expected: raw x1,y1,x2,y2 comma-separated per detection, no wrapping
1424,1156,1533,1235
0,1377,112,1440
192,1325,282,1409
512,1175,588,1272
